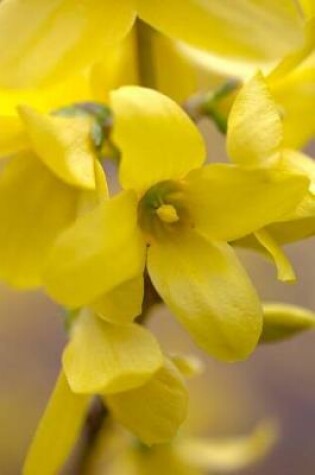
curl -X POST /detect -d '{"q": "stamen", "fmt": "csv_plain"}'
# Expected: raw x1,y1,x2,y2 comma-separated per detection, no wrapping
156,204,180,224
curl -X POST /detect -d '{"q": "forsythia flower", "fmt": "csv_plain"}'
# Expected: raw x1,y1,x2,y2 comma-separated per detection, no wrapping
227,73,315,278
43,87,309,362
0,0,305,87
24,343,191,475
104,421,277,475
0,104,106,288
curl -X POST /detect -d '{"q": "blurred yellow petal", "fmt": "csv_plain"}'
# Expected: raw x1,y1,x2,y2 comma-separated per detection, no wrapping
90,31,138,103
138,1,303,74
0,0,136,87
177,421,277,472
0,151,78,289
267,216,315,244
171,354,204,379
0,116,27,155
92,276,144,324
23,371,91,475
300,0,315,18
148,232,262,362
106,359,188,445
110,86,205,193
186,164,309,242
63,310,163,394
44,190,146,307
255,229,296,282
271,63,315,148
261,303,315,343
227,73,283,167
19,106,97,189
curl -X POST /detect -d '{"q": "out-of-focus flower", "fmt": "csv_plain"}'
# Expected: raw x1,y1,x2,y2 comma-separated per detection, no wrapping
0,104,107,289
92,419,277,475
43,87,308,362
23,346,190,475
0,1,305,87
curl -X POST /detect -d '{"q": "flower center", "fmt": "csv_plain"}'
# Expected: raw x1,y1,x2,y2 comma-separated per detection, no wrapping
138,180,189,240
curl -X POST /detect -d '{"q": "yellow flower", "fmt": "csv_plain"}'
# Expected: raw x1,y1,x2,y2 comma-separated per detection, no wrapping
23,343,189,475
0,0,305,87
0,104,106,288
227,72,315,279
105,421,277,475
43,87,308,362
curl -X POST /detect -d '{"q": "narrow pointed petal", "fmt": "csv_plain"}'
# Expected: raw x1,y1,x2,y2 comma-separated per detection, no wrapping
63,310,163,394
0,0,136,87
110,86,205,193
227,73,283,167
19,106,97,189
0,152,78,289
177,421,277,472
261,303,315,343
148,232,262,362
44,190,146,307
255,229,296,282
23,371,91,475
91,275,144,324
185,164,309,242
138,1,303,74
106,359,188,445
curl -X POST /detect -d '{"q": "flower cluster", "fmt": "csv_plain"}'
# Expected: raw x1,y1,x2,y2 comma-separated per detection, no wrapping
0,1,314,474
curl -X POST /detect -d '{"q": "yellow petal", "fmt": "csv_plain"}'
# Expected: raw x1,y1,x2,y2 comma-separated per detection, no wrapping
138,0,304,75
23,371,91,475
0,0,136,87
0,115,28,156
91,276,144,324
63,310,163,394
267,216,315,244
185,164,309,242
227,73,283,167
44,190,146,307
254,229,296,282
148,232,262,362
261,302,315,343
110,86,205,193
0,151,78,289
19,106,97,189
106,358,188,445
177,420,277,472
271,63,315,148
300,0,315,18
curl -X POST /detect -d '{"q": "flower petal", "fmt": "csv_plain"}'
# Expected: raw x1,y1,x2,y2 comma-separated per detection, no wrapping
261,302,315,343
185,164,309,242
148,232,262,362
63,310,163,394
0,116,27,156
106,358,188,445
275,60,315,149
254,229,296,282
177,421,277,472
91,275,144,324
19,106,97,189
23,371,91,475
138,0,303,74
227,73,283,167
44,190,146,307
110,86,205,193
0,151,78,289
0,0,136,87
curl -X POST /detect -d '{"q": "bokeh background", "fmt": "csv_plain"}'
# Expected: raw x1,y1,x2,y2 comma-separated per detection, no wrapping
1,97,314,475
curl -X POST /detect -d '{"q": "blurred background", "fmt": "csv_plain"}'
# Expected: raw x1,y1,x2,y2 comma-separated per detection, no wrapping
1,122,314,475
